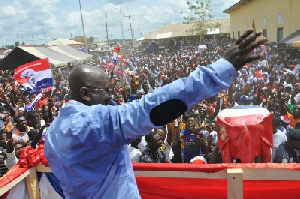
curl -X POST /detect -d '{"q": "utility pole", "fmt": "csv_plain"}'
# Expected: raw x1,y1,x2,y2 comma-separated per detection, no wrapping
18,28,25,45
32,32,34,45
124,14,135,47
105,12,109,45
39,21,47,44
139,26,142,38
79,0,88,51
121,21,125,44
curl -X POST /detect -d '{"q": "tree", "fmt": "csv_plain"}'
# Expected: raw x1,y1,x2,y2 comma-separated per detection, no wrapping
5,45,15,49
87,36,96,45
15,41,20,47
182,0,221,38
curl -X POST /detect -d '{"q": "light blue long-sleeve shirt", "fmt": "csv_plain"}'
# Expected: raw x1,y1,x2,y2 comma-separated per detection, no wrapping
44,58,236,199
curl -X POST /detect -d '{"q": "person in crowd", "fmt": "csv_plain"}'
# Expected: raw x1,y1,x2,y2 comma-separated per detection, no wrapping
0,148,8,177
44,29,265,198
26,110,42,130
5,118,26,169
166,118,182,163
156,127,173,162
286,104,300,129
272,115,287,161
180,115,206,163
12,116,29,145
274,129,300,163
128,137,142,162
0,131,7,150
140,130,169,163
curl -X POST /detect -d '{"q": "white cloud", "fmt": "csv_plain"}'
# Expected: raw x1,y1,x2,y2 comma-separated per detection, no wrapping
2,6,16,17
0,0,240,46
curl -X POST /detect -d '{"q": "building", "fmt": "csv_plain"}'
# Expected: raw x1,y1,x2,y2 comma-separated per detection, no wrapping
47,39,83,48
143,18,230,41
224,0,300,43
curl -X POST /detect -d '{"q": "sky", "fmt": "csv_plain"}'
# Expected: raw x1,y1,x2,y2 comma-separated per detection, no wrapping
0,0,240,46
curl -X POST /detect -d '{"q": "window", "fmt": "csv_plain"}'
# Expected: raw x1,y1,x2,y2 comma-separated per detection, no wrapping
277,28,283,42
263,29,267,39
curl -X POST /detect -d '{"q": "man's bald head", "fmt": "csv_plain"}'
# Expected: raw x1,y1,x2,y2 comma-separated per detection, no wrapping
69,64,108,90
69,64,110,105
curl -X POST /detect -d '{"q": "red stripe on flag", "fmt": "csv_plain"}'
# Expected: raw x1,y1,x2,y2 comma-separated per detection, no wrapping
14,58,50,84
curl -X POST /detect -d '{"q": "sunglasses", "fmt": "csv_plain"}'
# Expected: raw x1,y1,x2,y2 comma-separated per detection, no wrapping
86,86,112,95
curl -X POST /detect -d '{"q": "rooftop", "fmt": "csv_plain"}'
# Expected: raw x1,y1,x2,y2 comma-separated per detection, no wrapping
223,0,253,14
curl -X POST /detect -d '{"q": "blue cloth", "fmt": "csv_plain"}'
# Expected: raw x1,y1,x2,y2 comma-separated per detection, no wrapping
44,58,236,199
127,94,136,102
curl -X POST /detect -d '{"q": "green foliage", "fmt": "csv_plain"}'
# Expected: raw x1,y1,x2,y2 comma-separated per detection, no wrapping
181,0,221,36
15,41,20,47
87,36,96,45
74,36,97,45
5,45,15,49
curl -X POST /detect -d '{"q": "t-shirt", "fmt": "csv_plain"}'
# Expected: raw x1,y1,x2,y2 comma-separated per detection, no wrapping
272,130,287,161
160,141,174,160
287,112,300,129
274,142,299,163
0,162,8,177
128,145,142,163
181,129,201,162
140,145,165,163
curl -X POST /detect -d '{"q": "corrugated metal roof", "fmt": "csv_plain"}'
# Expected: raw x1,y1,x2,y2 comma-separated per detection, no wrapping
54,45,92,60
47,39,83,46
20,46,75,66
143,18,230,40
279,29,300,44
0,45,93,69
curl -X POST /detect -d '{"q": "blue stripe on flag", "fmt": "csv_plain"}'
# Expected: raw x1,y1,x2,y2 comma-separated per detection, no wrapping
45,173,65,198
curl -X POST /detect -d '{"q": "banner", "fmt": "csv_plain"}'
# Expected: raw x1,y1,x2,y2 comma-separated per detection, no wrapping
26,93,43,111
14,58,53,93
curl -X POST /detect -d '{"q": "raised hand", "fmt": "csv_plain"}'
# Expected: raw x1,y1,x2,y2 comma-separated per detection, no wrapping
224,29,266,70
5,117,14,133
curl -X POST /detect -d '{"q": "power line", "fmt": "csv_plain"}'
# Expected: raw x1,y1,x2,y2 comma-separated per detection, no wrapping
39,21,47,44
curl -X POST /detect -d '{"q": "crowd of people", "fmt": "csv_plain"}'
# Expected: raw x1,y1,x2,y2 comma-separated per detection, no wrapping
0,32,299,179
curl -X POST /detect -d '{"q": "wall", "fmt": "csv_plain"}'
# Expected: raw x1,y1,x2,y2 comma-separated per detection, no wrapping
228,0,300,42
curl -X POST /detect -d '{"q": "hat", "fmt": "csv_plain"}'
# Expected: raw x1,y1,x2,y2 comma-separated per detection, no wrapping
280,115,289,124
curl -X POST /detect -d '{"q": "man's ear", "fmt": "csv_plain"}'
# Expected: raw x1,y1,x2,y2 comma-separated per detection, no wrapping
79,87,90,101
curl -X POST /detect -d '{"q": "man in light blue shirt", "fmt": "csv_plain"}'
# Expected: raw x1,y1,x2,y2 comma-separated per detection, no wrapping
45,29,265,198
